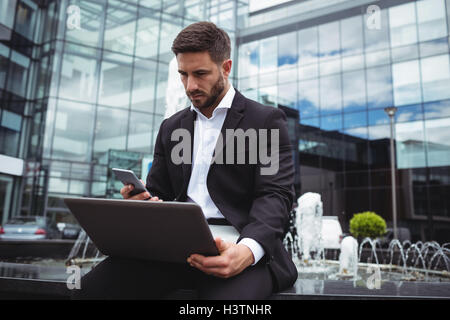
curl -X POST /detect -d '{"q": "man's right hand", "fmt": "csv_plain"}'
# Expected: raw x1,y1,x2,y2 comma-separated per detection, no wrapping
120,180,162,202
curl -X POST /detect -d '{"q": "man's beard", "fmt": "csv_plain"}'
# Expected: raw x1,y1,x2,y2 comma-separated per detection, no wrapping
187,75,225,110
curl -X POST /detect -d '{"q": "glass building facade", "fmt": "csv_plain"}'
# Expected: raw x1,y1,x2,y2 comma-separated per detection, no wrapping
0,0,449,242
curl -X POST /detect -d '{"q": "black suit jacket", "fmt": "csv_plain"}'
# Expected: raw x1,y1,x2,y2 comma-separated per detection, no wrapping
146,89,298,292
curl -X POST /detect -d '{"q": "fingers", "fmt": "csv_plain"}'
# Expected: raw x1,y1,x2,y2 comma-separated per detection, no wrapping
120,184,160,201
187,255,232,278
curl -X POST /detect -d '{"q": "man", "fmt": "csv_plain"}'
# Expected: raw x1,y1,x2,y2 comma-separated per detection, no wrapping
77,22,297,300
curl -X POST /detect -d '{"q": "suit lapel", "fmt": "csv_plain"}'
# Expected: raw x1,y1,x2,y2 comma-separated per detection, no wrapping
176,110,195,200
211,89,246,164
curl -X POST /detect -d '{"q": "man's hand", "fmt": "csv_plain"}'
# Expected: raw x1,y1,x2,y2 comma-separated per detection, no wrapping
187,238,255,278
120,179,162,201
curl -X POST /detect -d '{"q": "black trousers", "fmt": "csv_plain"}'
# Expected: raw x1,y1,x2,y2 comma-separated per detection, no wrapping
72,257,273,300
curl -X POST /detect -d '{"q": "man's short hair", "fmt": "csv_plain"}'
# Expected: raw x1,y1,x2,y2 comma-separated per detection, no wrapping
171,21,231,64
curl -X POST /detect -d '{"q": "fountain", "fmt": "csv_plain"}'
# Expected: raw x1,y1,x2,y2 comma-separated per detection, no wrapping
285,193,450,291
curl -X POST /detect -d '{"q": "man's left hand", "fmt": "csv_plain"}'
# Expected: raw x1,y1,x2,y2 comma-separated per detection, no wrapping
187,238,255,278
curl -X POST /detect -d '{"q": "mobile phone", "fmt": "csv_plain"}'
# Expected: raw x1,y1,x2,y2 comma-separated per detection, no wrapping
112,168,150,197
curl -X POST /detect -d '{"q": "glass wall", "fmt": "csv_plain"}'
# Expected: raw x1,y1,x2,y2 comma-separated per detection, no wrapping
237,0,450,242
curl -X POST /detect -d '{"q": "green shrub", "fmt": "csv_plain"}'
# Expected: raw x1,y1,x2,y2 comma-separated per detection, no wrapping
349,211,387,239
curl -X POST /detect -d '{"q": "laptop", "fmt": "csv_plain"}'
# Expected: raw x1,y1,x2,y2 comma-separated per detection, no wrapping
64,197,219,263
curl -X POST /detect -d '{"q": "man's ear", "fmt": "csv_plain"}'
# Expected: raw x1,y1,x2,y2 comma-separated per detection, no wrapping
221,59,232,78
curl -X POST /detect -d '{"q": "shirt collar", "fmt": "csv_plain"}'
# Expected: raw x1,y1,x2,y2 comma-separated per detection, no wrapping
190,84,235,117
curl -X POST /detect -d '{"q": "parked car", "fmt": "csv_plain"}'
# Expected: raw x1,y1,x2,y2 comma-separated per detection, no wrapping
0,216,60,240
321,216,343,249
60,223,82,239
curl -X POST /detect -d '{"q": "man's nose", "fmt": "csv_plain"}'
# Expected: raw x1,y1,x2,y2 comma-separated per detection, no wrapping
186,76,199,92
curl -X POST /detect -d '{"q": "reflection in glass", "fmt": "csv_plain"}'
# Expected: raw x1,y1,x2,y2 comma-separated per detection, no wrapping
417,0,447,42
425,117,450,167
366,65,393,109
259,86,277,107
420,54,450,102
319,21,340,61
424,99,450,119
321,114,342,131
65,0,105,48
259,36,277,74
298,26,318,66
158,18,182,63
59,46,100,103
392,59,421,106
14,0,37,40
93,107,128,163
389,2,417,47
278,32,298,67
135,9,160,59
344,111,367,129
395,104,423,123
127,111,153,154
98,53,133,108
103,0,137,55
396,120,427,169
341,16,363,56
343,70,366,112
364,9,389,52
278,82,297,109
52,100,95,162
131,58,157,112
238,41,259,78
298,79,319,118
320,74,342,115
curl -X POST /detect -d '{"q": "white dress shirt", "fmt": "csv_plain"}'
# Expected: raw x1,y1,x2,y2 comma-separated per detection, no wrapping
186,85,265,265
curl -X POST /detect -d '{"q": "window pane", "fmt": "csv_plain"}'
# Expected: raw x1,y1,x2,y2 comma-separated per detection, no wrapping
364,9,390,52
366,65,393,109
320,74,342,115
260,36,277,74
420,54,450,102
135,9,160,59
343,70,366,112
131,58,157,112
93,107,128,162
298,79,319,118
389,2,417,47
344,111,367,129
278,32,298,67
396,120,427,168
158,18,182,63
127,111,152,154
239,41,259,78
59,46,100,103
298,26,318,66
341,16,363,56
98,53,133,108
278,82,297,109
6,51,29,97
52,100,95,162
425,117,450,167
0,0,17,29
392,60,422,106
321,113,342,131
66,0,105,47
424,99,450,119
319,21,340,61
103,0,137,55
417,0,447,42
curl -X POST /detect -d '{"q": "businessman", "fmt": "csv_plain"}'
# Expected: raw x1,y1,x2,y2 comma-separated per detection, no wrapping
77,21,297,300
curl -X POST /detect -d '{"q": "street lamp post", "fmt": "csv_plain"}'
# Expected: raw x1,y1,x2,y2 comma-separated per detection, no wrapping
384,106,398,240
